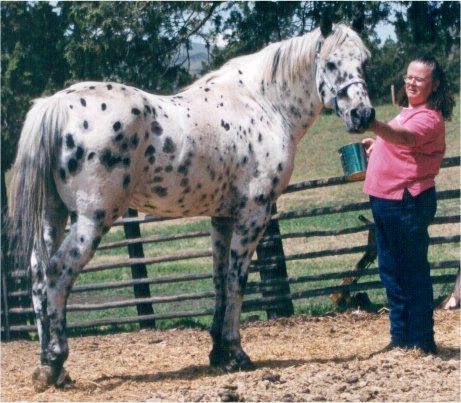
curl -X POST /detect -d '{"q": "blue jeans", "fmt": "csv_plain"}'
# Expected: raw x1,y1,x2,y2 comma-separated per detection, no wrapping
370,187,437,353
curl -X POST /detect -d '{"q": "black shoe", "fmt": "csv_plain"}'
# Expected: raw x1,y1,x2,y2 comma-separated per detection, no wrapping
383,341,407,352
409,342,437,355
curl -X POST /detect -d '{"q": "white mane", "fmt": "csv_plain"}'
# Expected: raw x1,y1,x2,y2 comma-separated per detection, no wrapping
191,23,369,90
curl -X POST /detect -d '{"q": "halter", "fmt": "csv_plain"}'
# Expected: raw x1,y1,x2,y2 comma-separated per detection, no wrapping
315,41,367,116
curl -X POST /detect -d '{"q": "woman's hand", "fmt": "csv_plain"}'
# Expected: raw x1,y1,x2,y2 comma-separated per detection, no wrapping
362,138,375,158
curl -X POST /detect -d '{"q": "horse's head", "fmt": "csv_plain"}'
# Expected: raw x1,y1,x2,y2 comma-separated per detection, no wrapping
315,20,375,133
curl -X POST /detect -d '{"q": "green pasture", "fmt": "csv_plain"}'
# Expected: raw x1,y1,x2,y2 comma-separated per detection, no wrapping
68,100,460,334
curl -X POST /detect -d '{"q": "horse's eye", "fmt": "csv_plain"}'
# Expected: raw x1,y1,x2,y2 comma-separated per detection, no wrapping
337,87,348,97
326,62,336,71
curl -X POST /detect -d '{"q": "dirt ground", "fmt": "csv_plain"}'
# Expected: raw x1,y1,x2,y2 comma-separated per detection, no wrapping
1,310,459,402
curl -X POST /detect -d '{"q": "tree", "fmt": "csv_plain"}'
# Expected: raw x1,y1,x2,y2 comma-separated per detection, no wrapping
59,1,220,92
393,1,460,93
1,1,68,171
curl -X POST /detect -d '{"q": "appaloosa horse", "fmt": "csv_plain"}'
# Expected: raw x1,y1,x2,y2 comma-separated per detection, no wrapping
7,19,374,389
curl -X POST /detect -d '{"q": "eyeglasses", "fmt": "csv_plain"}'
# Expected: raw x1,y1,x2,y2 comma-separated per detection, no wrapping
403,75,429,85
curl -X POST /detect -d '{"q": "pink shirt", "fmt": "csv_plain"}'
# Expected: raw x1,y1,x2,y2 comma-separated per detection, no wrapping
363,105,445,200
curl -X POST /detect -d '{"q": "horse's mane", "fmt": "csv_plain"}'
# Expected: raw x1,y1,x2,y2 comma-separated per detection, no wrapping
187,23,369,90
319,23,370,61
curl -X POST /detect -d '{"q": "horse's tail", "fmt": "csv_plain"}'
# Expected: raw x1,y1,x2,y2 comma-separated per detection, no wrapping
6,95,69,275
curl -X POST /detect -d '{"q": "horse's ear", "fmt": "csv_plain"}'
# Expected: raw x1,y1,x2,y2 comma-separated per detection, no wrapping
320,15,333,37
352,14,365,34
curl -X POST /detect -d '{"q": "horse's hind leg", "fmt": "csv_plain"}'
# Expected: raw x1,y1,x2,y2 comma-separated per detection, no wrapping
32,207,110,390
209,217,234,366
30,194,68,389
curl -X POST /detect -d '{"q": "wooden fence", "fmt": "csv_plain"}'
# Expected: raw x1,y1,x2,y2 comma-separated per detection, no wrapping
2,156,459,339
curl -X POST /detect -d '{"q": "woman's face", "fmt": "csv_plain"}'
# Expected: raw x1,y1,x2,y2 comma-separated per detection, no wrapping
404,61,438,107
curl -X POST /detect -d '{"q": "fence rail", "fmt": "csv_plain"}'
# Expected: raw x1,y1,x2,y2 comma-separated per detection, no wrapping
2,156,459,338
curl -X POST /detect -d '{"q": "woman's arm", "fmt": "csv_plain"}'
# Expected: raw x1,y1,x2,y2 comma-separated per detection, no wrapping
367,120,416,147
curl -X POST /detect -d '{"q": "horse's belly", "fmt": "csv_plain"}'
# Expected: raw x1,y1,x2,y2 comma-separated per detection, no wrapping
129,176,233,218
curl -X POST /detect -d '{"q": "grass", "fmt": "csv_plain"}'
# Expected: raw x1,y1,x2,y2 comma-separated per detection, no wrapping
66,100,460,334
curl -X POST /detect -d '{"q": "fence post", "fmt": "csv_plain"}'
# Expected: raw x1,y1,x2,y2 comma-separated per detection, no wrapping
1,260,11,341
256,204,294,319
123,209,155,328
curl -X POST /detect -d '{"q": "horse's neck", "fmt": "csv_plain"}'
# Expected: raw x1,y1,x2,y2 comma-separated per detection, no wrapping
254,33,324,143
262,69,323,144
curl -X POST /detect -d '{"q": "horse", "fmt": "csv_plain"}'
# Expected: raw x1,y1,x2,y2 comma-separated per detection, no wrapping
7,19,375,390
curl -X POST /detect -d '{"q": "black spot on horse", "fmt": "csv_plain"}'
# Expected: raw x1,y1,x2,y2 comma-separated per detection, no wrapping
151,121,163,135
177,164,188,176
92,236,102,251
88,152,95,160
94,210,106,222
152,186,168,197
100,149,122,170
66,134,75,149
254,194,268,206
117,142,128,154
326,62,337,71
144,145,155,157
163,137,176,154
107,84,113,90
83,120,89,130
80,98,86,107
68,158,78,174
123,174,131,188
59,168,66,181
76,146,84,160
221,120,230,131
130,133,139,149
69,248,81,259
131,108,141,115
101,103,107,111
114,133,124,142
113,121,122,132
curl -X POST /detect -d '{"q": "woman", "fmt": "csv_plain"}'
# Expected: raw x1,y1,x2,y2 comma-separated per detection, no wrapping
362,55,454,354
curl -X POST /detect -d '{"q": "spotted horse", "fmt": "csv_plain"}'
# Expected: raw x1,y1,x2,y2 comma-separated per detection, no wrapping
7,19,375,390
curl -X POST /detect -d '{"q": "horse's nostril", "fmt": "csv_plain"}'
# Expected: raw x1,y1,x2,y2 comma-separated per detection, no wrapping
369,108,376,122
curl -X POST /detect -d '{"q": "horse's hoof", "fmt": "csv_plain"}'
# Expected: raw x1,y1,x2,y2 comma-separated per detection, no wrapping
209,348,224,367
55,368,73,388
223,354,256,372
32,366,54,392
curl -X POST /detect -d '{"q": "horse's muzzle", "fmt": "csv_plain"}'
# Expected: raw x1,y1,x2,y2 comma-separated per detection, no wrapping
346,107,375,133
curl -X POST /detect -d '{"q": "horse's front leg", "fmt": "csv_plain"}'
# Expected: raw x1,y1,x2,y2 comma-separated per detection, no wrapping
219,206,271,371
209,217,234,367
32,212,107,390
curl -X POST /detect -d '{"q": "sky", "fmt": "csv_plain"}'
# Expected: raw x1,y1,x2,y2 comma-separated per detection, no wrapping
376,19,397,42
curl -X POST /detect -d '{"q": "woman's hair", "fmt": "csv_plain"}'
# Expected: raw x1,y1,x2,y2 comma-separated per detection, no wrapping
398,55,455,120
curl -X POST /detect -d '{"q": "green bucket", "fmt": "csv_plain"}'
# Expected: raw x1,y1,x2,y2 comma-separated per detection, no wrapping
338,143,368,181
